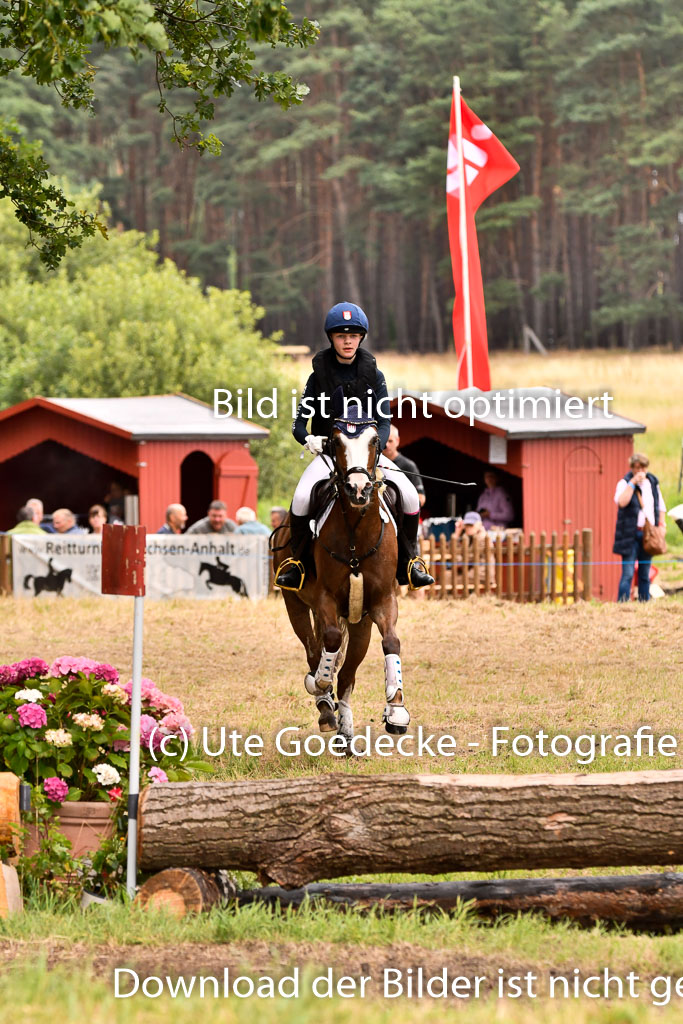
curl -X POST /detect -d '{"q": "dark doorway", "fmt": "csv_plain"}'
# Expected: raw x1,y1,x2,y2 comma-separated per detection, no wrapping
181,451,214,526
0,440,137,531
401,438,523,527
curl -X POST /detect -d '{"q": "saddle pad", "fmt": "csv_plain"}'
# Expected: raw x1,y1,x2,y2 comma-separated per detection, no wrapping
312,493,397,538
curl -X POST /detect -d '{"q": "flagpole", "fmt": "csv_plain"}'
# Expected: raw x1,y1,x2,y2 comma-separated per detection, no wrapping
453,75,473,389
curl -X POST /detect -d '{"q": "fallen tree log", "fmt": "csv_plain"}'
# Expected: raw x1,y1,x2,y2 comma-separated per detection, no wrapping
137,868,221,916
138,770,683,888
236,874,683,929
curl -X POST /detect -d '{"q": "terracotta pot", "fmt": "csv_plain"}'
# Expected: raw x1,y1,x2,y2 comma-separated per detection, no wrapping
24,801,115,858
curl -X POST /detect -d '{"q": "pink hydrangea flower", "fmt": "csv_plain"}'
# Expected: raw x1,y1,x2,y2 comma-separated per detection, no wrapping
139,713,163,750
13,658,49,682
148,767,168,785
17,703,47,729
0,664,18,687
48,656,118,683
121,678,185,715
43,777,69,803
160,711,194,738
113,723,131,752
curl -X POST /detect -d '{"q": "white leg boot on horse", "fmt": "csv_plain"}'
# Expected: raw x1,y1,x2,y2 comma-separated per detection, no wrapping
382,652,410,734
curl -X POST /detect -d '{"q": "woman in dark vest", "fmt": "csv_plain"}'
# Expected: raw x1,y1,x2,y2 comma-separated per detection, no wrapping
275,301,434,592
613,452,666,601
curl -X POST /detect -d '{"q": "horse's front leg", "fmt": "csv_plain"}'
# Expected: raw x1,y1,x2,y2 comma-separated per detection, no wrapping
370,591,410,735
309,590,344,733
336,617,372,748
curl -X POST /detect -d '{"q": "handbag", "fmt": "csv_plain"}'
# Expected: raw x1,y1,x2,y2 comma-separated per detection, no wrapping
635,489,667,556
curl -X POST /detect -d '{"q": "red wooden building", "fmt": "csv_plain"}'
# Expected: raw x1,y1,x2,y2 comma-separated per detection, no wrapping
0,394,268,533
391,388,646,599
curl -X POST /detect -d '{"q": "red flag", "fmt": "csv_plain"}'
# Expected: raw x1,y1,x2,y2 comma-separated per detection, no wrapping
447,89,519,389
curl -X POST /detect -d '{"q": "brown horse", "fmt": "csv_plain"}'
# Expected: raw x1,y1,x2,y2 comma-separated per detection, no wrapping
273,419,409,746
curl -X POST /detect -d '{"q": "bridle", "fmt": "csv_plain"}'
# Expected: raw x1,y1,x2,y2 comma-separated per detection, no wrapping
318,424,385,576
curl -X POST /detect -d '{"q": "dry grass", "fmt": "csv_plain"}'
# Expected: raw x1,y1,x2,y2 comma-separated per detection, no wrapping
2,596,681,777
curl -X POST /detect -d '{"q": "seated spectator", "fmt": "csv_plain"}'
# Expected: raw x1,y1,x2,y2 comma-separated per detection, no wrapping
157,504,188,535
25,498,45,526
45,508,87,535
234,506,270,536
7,505,46,534
87,504,108,535
270,506,287,530
186,500,236,534
476,471,514,531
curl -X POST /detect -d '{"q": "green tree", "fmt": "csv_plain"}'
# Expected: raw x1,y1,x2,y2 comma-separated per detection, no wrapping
0,195,300,497
0,0,318,265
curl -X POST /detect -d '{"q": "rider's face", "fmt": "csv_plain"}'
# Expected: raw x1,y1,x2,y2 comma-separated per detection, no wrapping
331,332,363,362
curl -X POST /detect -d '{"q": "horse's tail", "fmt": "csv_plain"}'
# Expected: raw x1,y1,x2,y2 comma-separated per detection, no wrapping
348,572,363,624
23,575,33,590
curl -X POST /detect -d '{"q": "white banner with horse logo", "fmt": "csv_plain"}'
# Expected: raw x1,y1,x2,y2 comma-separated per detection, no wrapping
11,534,269,600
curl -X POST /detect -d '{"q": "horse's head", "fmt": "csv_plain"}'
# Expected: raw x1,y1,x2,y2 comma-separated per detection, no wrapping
331,411,381,508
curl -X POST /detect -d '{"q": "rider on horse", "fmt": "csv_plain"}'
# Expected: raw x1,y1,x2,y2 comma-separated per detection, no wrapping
274,301,435,593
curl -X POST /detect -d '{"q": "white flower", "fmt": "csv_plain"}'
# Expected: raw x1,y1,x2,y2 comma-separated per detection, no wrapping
72,712,105,732
102,682,128,704
93,763,121,787
44,728,73,748
14,688,44,703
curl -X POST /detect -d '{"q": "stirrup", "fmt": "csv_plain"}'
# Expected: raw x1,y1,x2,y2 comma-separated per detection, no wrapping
407,556,434,591
274,557,305,592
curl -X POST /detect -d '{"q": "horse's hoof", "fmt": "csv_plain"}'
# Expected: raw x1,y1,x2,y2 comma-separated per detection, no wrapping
304,673,317,695
385,722,408,735
319,720,337,733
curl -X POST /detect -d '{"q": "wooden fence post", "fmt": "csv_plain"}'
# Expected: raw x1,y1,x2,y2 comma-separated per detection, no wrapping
495,534,503,596
582,528,593,601
0,536,12,596
506,533,514,599
550,532,558,603
572,530,581,602
539,531,547,602
484,535,492,595
562,531,569,605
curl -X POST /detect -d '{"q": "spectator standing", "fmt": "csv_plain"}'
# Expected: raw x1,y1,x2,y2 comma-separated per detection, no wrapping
613,453,666,602
157,504,188,535
476,471,514,531
186,500,236,534
234,507,270,536
25,498,45,526
6,506,46,534
383,425,426,507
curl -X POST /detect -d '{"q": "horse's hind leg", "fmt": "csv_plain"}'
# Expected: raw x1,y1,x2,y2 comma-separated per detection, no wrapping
370,592,410,735
336,617,372,747
282,592,320,676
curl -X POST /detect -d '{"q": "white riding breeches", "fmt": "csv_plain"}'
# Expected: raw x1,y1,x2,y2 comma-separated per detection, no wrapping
291,453,420,517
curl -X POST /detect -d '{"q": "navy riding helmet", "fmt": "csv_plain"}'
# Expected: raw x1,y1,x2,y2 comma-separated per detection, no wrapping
324,302,369,340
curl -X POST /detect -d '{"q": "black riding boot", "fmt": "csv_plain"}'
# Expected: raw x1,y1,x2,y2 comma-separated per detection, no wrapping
397,513,434,590
274,513,310,591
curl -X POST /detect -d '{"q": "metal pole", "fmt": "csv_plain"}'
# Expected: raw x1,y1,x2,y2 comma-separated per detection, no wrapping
453,75,473,389
126,593,144,897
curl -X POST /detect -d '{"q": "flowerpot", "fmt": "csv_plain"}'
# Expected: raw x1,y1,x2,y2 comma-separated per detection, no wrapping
23,801,115,858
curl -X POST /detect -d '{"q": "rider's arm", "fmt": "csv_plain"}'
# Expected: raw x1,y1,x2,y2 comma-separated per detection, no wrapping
374,370,392,449
292,373,318,445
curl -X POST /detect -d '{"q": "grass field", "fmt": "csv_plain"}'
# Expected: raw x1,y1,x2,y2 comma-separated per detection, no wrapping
3,349,683,1021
